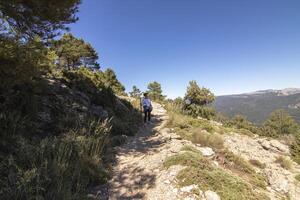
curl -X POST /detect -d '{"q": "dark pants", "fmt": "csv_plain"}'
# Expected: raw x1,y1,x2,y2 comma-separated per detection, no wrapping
143,107,151,123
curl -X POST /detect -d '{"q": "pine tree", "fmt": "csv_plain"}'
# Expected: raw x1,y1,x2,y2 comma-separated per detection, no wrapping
53,33,99,70
102,68,126,95
0,0,80,40
262,109,299,137
147,81,164,101
129,86,141,98
184,80,215,106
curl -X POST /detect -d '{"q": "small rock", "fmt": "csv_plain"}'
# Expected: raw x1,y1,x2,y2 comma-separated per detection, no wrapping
170,171,177,176
198,147,215,157
180,184,198,193
164,180,171,184
204,190,220,200
171,135,182,140
213,161,219,166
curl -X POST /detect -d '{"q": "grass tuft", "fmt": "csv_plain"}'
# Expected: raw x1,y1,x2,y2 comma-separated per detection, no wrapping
249,159,266,169
275,156,292,170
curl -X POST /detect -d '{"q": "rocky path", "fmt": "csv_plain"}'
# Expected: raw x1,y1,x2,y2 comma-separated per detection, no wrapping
107,103,187,199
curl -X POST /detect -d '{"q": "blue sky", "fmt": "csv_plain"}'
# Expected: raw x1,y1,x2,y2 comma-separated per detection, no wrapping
70,0,300,98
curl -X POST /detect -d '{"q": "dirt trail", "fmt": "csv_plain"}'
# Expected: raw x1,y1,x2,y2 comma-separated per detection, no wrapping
107,103,189,200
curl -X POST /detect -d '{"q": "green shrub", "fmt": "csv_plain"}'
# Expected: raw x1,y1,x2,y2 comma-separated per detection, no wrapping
261,109,299,137
184,104,216,120
290,133,300,164
225,115,260,135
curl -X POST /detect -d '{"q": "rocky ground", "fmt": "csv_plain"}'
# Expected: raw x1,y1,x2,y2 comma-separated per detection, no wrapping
90,103,300,200
224,133,300,199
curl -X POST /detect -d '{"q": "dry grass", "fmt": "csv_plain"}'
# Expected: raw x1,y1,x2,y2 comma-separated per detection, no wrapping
275,156,292,170
249,159,266,169
192,129,224,149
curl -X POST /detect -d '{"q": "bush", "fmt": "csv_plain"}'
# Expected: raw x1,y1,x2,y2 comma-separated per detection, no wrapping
275,156,292,170
225,115,260,135
261,109,299,137
290,133,300,164
192,130,224,149
184,104,216,120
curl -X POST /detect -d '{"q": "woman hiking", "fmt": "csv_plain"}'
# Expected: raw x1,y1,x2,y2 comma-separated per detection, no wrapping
142,92,152,124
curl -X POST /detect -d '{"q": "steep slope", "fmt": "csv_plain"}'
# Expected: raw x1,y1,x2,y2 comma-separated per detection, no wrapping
214,88,300,124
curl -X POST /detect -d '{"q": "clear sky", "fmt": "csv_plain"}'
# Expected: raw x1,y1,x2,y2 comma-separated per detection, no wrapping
70,0,300,98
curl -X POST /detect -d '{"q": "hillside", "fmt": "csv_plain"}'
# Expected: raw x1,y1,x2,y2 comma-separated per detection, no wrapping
214,88,300,124
90,103,300,200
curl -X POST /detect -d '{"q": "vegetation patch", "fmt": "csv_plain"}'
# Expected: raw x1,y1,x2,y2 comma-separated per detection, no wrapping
249,159,266,169
275,156,292,170
295,174,300,182
216,149,267,189
192,129,224,149
164,146,269,200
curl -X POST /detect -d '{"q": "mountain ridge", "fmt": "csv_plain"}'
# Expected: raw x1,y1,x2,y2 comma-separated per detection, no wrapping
214,88,300,124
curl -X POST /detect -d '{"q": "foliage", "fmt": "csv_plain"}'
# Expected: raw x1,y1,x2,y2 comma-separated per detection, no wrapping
183,104,216,120
0,0,80,40
218,149,267,188
184,80,215,106
0,7,141,199
0,118,111,199
101,68,126,95
164,147,269,200
147,81,164,101
182,81,215,119
225,115,261,135
290,133,300,164
129,85,141,98
261,109,299,137
53,33,99,70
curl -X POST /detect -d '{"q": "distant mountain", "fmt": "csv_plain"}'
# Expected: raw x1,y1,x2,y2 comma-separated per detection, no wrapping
214,88,300,124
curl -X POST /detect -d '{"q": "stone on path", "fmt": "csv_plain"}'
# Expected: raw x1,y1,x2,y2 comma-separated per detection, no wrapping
198,147,215,157
204,190,220,200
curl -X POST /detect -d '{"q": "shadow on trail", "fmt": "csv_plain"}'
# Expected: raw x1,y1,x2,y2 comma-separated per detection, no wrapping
91,111,168,200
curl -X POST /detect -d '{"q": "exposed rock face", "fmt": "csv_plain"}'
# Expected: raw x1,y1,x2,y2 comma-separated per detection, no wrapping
90,105,108,119
257,138,290,154
34,78,110,135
